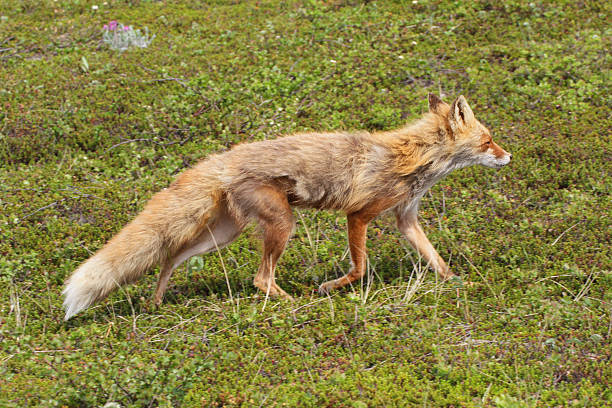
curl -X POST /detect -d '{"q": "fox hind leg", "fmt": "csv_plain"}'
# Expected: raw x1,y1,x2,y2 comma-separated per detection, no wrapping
235,185,295,300
253,226,294,300
154,210,242,306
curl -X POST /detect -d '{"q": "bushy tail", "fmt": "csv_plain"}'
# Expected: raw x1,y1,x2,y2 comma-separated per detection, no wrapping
63,162,222,320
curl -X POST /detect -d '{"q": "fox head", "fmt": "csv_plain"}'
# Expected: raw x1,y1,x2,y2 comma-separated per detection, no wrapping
428,94,512,169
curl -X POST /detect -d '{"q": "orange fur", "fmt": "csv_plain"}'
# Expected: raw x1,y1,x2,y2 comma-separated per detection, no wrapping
63,94,511,320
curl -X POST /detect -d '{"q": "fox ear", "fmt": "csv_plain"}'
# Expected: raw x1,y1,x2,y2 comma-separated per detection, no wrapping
428,93,445,114
449,95,475,132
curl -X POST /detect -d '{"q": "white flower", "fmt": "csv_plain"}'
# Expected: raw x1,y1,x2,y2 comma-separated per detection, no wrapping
411,41,417,45
92,5,98,10
398,55,404,59
330,59,337,64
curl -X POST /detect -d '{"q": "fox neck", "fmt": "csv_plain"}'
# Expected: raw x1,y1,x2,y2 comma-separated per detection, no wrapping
382,138,474,210
379,114,472,179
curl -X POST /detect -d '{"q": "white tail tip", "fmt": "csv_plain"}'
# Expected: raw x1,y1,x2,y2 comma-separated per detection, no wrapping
63,256,114,320
63,282,95,320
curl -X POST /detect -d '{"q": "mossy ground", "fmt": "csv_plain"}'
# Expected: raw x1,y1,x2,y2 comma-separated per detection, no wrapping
0,0,610,406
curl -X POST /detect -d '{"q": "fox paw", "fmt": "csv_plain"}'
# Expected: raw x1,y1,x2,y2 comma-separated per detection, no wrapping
317,281,335,296
441,271,458,281
254,280,294,300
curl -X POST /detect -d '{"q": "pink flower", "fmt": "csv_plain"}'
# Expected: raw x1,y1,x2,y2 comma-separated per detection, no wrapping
123,25,130,31
108,20,118,30
103,24,109,30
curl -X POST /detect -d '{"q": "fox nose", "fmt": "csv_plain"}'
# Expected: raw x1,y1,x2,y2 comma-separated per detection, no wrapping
508,154,512,160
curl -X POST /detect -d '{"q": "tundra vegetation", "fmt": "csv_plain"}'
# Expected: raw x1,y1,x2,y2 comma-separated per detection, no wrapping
0,1,610,407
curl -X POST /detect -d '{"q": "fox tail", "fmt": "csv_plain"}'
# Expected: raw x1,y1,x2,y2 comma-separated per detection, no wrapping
63,165,222,320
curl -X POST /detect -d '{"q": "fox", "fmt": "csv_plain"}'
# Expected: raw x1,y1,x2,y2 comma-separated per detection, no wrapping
62,94,511,320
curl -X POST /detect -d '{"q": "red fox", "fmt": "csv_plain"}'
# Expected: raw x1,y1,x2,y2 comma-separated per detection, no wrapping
63,94,511,320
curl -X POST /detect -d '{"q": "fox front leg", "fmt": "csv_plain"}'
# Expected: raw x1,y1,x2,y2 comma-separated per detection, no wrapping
318,211,369,294
394,203,455,280
319,198,396,294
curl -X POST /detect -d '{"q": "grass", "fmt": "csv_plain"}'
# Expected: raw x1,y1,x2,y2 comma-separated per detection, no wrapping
0,0,610,406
